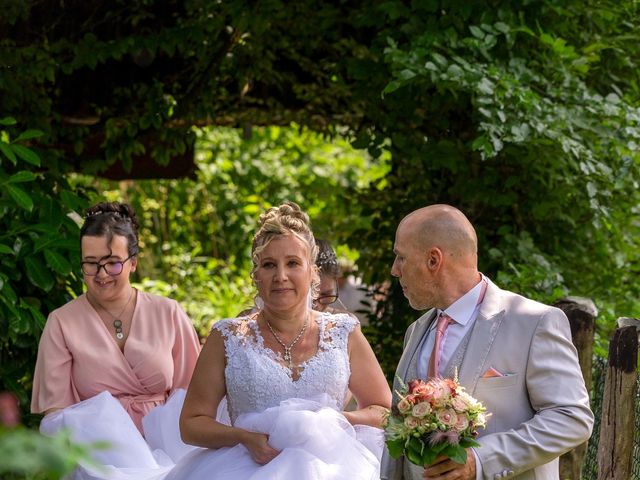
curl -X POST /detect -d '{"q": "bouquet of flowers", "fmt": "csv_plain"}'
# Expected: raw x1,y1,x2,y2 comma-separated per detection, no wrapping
384,375,489,466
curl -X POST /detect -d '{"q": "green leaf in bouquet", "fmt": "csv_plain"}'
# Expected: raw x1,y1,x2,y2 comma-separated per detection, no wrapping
386,438,404,459
459,436,481,449
443,444,468,464
421,447,439,466
405,436,426,465
406,445,424,466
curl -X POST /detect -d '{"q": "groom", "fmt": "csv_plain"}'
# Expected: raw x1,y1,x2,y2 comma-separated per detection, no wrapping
381,205,593,480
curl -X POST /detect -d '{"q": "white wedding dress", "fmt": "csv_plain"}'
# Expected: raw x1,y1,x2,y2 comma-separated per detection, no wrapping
40,388,198,480
166,312,384,480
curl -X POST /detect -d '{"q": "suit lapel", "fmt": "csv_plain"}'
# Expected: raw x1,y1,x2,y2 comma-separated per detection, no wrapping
394,309,437,393
458,279,506,393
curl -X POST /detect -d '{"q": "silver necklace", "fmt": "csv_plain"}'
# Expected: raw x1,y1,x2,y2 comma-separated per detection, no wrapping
91,288,135,340
265,314,309,369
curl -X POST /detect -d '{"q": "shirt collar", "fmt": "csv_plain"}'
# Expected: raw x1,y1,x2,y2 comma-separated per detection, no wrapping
441,274,487,326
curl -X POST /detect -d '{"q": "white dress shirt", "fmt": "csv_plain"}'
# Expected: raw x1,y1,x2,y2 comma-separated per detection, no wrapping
415,275,488,480
417,275,487,379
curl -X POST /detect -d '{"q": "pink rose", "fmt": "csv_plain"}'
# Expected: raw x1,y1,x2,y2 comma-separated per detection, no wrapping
411,401,431,418
454,414,469,432
457,391,479,408
430,382,451,407
412,383,434,402
408,379,422,393
451,396,470,412
404,416,420,429
397,398,412,414
436,408,458,428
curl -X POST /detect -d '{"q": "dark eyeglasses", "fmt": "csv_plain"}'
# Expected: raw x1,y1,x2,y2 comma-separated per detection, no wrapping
81,254,134,276
316,285,339,305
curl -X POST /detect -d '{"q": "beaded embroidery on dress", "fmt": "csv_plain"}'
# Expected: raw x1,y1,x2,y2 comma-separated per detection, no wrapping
217,312,354,423
166,312,384,480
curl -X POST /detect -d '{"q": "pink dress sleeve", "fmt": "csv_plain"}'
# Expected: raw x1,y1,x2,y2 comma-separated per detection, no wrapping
171,302,201,390
31,313,80,413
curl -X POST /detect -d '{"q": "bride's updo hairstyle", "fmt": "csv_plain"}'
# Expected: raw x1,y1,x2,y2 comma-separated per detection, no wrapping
251,201,320,288
80,201,140,257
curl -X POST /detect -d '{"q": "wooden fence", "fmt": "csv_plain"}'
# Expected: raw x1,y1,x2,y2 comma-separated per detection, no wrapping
554,298,639,480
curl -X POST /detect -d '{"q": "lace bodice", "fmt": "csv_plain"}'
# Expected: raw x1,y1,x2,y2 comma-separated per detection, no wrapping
214,312,358,423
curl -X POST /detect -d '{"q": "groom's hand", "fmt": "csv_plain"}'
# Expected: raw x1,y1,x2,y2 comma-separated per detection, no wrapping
422,449,476,480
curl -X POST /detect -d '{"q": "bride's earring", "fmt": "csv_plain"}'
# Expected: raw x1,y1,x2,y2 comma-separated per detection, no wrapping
306,289,314,309
255,295,264,310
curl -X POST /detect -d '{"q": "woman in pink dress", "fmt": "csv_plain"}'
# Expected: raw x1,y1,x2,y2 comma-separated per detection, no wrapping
31,201,201,480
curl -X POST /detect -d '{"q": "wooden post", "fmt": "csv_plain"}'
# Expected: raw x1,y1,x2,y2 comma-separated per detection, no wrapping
597,325,638,480
554,297,596,480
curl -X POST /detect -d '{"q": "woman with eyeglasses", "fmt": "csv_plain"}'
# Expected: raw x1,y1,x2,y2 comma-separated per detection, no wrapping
312,238,346,313
31,201,201,479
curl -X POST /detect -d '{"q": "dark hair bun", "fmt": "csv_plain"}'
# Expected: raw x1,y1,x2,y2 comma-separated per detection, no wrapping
85,202,140,232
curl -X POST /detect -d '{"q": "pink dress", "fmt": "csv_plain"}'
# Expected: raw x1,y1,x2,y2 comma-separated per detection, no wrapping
31,291,202,480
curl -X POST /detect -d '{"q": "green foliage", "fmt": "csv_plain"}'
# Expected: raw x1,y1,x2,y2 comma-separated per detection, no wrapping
0,427,93,479
0,119,88,423
82,125,388,334
134,259,254,338
350,0,640,377
1,0,639,401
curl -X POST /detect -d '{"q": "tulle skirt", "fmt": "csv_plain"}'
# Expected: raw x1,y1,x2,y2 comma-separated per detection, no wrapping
40,389,197,480
166,397,384,480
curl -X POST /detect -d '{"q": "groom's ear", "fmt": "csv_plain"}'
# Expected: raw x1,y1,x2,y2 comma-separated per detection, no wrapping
426,247,443,271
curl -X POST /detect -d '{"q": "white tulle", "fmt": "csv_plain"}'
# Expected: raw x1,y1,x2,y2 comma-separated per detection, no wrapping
39,389,196,480
166,313,385,479
40,313,385,479
167,396,383,480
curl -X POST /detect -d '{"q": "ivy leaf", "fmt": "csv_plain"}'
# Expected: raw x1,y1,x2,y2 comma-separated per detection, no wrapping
44,249,73,275
14,129,44,142
0,142,17,165
7,171,37,183
382,80,404,96
11,144,41,166
6,184,34,211
24,256,55,291
0,244,13,254
469,25,485,39
9,309,31,334
0,117,17,126
1,282,18,305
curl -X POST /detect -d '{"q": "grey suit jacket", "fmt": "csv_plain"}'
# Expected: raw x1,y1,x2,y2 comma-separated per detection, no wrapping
380,279,594,480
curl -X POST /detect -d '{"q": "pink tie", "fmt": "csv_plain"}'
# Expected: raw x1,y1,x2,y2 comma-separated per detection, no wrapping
428,312,453,378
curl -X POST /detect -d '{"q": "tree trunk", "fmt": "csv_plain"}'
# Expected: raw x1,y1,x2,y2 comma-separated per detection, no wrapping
554,297,596,480
597,325,638,480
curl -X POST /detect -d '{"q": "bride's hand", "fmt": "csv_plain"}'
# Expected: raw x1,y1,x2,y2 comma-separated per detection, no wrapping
242,431,280,465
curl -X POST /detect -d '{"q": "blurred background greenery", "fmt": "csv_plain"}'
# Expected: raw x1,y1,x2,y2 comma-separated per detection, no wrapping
2,0,640,476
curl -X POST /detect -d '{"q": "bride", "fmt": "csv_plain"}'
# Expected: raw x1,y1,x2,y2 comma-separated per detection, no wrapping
168,201,392,479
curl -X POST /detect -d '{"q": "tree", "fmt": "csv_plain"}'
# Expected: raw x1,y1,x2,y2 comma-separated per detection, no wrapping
1,0,639,393
347,1,640,371
0,119,89,423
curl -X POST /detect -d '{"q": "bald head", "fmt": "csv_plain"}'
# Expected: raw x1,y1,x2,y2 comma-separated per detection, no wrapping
401,204,477,260
392,205,480,309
